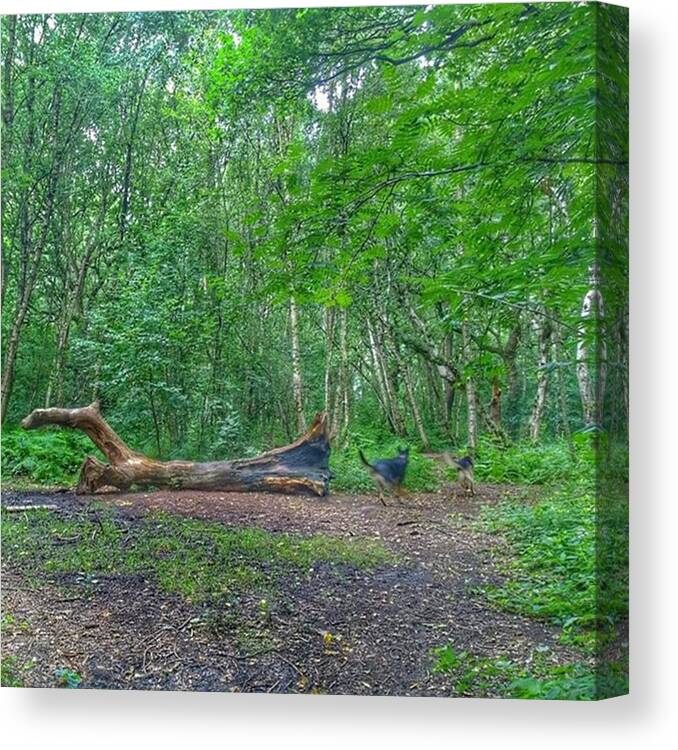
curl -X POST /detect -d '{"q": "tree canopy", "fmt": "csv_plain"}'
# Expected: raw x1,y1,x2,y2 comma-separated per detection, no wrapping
1,4,628,459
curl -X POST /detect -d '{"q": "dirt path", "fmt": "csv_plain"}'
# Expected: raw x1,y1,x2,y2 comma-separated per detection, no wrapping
1,485,577,695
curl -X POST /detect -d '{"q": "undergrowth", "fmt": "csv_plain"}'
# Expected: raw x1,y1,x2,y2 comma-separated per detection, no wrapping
432,644,628,700
2,424,609,492
477,479,627,652
1,427,103,486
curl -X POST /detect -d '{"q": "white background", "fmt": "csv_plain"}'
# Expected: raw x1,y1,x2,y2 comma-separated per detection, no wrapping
1,0,676,747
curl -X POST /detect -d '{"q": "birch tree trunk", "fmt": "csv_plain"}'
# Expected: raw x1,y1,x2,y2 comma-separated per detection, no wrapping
576,264,606,427
404,362,430,449
528,314,552,442
339,307,350,442
289,295,306,434
367,318,404,435
323,306,336,416
461,319,477,452
553,326,573,444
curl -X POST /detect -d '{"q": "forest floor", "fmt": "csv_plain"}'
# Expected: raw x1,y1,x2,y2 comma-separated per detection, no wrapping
1,484,583,696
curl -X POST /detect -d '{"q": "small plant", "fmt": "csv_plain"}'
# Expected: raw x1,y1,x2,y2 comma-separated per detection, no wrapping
55,667,82,688
477,480,627,649
467,434,595,487
1,656,26,687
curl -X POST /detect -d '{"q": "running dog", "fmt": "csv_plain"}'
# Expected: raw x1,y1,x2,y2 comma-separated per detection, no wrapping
444,453,475,496
358,447,409,506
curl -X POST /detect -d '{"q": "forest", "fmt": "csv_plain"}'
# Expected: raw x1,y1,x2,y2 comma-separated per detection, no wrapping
1,4,628,699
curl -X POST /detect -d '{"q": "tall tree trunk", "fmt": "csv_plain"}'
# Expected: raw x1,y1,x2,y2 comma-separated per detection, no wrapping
367,318,403,435
329,307,351,444
553,326,573,445
339,307,350,442
1,179,58,420
1,16,17,308
502,320,522,438
323,306,336,416
1,40,68,421
576,264,605,427
489,379,503,431
289,295,306,434
119,70,150,242
45,240,98,406
461,319,477,453
1,296,30,421
442,333,455,435
404,363,429,449
529,314,552,442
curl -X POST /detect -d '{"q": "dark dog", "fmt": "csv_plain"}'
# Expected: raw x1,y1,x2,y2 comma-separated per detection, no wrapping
358,447,409,506
444,453,475,496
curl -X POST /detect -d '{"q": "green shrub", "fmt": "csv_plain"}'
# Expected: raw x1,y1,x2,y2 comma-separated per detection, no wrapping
0,656,25,687
1,427,102,486
469,433,595,486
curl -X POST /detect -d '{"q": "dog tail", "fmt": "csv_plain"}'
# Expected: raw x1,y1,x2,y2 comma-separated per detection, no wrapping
358,449,372,469
443,452,460,469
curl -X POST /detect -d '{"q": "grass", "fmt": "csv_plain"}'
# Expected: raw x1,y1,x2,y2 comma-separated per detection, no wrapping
1,507,391,602
432,644,628,700
471,432,597,486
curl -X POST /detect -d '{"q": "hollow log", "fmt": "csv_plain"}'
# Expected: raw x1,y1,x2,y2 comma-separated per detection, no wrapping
21,401,332,497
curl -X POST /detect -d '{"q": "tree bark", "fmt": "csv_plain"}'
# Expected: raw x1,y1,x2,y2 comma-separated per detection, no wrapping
461,319,477,453
289,295,306,434
502,320,522,438
489,379,502,431
339,307,350,442
553,325,573,444
21,402,332,497
481,378,510,444
404,363,430,449
576,265,605,428
529,315,552,442
367,317,404,435
323,306,336,416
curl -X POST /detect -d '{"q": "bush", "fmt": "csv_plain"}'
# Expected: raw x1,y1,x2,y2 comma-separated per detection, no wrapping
471,432,596,486
1,427,102,486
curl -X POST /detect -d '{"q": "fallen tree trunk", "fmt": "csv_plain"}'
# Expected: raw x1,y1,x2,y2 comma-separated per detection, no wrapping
21,401,332,497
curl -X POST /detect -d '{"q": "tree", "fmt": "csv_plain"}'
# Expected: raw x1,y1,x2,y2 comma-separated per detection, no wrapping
1,4,626,456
